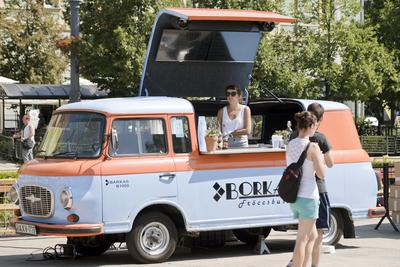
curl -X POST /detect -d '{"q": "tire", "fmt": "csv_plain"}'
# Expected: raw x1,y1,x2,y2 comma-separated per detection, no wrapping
67,236,112,256
233,227,272,245
323,209,344,246
126,212,178,264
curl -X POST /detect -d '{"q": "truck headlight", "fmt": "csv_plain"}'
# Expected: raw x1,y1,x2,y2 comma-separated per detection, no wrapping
60,188,73,210
9,185,19,205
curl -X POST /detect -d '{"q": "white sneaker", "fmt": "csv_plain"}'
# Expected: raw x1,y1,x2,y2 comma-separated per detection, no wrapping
286,259,293,267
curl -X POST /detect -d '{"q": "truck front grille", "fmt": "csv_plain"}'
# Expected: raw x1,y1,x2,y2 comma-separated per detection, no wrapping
20,185,53,217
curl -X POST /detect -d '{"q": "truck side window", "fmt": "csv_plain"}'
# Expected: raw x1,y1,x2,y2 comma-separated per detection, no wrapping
170,117,192,153
109,118,167,156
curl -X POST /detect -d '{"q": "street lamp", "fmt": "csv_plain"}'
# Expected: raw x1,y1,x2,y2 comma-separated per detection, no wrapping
69,0,81,103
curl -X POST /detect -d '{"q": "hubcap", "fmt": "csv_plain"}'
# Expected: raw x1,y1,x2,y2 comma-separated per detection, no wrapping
139,222,170,256
323,213,337,245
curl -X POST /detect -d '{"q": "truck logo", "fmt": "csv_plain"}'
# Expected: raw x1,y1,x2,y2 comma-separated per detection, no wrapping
26,194,41,204
213,180,282,208
213,183,225,201
105,179,130,188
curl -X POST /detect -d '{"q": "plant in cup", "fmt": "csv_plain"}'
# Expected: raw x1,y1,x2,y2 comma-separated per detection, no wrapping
205,128,220,151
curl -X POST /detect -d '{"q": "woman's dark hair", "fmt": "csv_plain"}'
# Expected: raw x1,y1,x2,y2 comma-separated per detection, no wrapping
295,111,317,130
225,85,242,96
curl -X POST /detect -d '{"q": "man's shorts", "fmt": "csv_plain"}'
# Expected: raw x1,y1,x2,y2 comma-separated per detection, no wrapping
316,192,331,230
290,197,319,220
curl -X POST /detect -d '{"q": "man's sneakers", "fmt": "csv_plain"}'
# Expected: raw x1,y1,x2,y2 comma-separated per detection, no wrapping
286,259,293,267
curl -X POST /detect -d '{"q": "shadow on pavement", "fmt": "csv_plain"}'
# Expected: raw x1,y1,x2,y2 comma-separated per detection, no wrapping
2,220,398,266
335,244,359,250
0,240,295,266
355,221,400,240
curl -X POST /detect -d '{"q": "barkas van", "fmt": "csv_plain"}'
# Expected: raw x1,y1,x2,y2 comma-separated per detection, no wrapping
10,8,378,263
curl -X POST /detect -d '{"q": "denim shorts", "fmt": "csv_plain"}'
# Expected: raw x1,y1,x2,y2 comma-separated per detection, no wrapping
290,197,320,220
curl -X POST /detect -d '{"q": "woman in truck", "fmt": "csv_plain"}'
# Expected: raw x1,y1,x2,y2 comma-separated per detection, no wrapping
217,85,251,148
286,111,327,267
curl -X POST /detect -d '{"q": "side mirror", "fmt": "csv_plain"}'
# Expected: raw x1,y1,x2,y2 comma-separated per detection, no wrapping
110,128,119,151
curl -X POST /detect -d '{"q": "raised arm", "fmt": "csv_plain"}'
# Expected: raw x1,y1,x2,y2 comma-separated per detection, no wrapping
233,106,252,136
310,143,327,179
324,151,334,168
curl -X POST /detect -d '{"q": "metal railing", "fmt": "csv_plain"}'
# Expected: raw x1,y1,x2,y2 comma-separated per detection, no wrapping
358,125,400,156
358,125,400,136
360,136,400,156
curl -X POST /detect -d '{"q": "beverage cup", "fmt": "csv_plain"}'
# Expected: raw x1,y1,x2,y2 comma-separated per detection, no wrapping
271,135,282,148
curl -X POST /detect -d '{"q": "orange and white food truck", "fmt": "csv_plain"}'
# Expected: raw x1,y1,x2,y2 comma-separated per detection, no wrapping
10,8,377,263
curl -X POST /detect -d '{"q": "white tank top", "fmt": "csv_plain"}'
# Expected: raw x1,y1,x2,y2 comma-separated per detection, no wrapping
285,137,318,199
221,105,248,147
22,124,35,143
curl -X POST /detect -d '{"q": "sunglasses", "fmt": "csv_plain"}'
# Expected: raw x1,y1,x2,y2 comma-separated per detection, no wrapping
226,91,237,97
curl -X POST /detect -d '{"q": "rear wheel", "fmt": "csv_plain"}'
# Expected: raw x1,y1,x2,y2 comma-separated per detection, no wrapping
67,236,112,256
323,209,344,246
126,212,177,263
233,227,272,245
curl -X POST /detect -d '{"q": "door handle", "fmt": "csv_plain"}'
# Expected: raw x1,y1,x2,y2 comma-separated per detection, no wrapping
159,173,176,181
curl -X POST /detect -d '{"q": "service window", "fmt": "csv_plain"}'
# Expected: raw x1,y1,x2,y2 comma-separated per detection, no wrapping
250,115,264,142
201,115,264,143
109,118,167,156
170,117,192,153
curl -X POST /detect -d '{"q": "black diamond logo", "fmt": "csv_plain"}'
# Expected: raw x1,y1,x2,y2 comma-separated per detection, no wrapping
212,182,225,202
218,188,225,195
213,182,220,190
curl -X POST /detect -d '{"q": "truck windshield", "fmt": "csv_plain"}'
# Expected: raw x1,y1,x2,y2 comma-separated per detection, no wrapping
37,112,105,158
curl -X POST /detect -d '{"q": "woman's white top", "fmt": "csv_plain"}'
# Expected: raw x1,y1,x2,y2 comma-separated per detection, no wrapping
22,124,35,143
221,105,248,147
286,137,318,200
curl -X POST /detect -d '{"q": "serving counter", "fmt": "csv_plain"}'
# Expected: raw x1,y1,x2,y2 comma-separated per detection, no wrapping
200,144,286,155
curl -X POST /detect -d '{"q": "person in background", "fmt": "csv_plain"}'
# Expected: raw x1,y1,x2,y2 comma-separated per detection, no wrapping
13,114,35,162
286,111,327,267
287,103,334,267
217,85,251,148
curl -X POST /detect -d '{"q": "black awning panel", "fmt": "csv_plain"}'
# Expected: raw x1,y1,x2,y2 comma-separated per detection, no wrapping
0,84,107,99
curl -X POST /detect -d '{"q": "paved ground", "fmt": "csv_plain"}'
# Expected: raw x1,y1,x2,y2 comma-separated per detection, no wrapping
0,218,399,267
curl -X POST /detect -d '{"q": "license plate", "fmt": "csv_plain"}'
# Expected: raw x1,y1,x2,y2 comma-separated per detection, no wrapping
15,223,37,236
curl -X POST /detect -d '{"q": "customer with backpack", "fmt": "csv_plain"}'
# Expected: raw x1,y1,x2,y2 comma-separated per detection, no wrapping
286,111,327,267
287,103,334,267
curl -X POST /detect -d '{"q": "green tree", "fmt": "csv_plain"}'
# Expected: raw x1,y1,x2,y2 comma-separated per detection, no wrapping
334,23,399,102
0,0,68,83
365,0,400,120
251,27,322,100
78,0,186,97
365,0,400,55
252,0,399,106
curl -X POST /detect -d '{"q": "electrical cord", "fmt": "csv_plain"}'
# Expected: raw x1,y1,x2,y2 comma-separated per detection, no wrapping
26,244,76,261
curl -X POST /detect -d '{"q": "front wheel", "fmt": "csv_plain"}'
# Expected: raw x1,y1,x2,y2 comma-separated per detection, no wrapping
126,212,178,263
323,209,344,246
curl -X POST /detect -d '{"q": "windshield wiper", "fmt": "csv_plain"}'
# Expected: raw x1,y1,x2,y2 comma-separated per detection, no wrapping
50,151,78,158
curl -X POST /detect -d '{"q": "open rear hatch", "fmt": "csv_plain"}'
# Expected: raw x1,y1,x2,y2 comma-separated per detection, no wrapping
139,8,295,98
